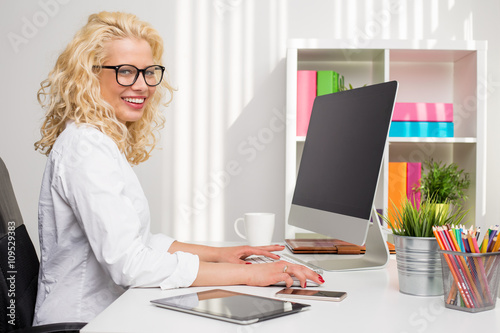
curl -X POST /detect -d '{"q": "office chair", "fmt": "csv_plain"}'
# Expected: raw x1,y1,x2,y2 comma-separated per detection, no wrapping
0,157,86,332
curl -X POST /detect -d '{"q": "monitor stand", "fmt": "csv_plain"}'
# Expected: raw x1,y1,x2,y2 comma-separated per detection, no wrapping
307,206,390,271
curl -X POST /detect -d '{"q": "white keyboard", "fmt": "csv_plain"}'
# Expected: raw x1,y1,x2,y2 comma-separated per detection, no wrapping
245,253,323,287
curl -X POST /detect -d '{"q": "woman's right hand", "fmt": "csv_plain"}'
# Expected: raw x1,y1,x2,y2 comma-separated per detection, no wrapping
192,260,325,288
244,261,325,288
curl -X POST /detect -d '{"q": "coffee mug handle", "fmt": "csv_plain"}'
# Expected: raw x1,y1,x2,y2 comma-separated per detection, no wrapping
234,217,246,240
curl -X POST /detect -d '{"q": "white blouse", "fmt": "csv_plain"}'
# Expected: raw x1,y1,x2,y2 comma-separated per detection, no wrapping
33,121,199,325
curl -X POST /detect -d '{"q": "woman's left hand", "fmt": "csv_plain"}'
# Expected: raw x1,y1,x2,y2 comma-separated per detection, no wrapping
215,245,285,264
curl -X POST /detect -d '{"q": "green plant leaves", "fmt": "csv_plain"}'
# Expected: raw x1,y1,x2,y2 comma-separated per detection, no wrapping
378,196,468,237
417,159,470,205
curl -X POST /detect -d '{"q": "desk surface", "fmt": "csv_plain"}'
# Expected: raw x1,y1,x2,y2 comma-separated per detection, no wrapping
82,256,500,333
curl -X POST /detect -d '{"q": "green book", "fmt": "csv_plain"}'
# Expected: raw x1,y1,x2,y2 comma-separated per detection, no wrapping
317,71,340,96
332,71,339,93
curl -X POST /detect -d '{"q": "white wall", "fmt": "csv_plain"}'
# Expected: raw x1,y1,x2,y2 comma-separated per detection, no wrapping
1,0,499,253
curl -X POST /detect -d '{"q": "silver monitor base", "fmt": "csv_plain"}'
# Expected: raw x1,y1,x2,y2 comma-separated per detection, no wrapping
307,207,390,271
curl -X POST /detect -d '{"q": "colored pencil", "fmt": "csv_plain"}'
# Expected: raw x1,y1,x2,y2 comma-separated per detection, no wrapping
433,227,473,308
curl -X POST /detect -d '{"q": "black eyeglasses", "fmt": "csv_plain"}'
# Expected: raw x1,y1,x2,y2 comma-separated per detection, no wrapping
95,64,165,87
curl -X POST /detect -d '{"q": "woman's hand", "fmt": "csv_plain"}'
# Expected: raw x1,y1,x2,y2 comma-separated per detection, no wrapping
214,245,285,264
244,261,325,288
192,260,326,288
168,242,284,263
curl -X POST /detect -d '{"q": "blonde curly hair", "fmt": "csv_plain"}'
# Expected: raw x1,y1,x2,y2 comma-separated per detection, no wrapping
35,11,173,165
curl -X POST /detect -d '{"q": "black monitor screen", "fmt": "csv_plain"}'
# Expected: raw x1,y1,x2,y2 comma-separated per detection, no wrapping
292,81,397,220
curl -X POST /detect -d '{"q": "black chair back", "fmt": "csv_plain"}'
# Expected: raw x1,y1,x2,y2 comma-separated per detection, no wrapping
0,158,40,332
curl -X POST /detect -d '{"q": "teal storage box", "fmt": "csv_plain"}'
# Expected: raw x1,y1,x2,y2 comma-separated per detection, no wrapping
389,122,454,137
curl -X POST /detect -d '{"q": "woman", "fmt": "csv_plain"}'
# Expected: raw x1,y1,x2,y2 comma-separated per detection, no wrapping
33,11,324,325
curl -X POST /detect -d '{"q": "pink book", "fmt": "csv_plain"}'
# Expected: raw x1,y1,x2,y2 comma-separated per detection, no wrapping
392,103,453,122
297,70,317,136
407,162,421,209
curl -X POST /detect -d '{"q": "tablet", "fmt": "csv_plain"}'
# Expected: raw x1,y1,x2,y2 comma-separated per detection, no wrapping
150,289,311,325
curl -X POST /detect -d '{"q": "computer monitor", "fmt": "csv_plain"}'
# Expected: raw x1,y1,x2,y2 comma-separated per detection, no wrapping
288,80,398,271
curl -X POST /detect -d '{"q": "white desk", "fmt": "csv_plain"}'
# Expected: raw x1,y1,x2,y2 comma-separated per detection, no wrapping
82,257,500,333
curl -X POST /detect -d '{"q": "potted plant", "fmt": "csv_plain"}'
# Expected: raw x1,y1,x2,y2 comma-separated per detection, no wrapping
379,197,468,296
417,159,470,206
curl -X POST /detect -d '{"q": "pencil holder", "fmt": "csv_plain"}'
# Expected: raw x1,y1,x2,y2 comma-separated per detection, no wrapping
439,250,500,313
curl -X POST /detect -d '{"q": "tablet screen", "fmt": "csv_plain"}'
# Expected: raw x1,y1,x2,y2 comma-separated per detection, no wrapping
151,289,310,325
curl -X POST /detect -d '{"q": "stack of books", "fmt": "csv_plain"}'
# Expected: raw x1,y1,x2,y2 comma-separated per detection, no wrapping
296,70,344,136
388,162,421,227
389,102,454,137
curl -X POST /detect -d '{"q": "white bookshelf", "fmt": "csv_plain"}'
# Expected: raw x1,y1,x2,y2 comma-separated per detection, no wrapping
285,39,487,239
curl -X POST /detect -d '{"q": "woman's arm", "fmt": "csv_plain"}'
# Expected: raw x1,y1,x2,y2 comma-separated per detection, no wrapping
59,126,199,289
192,261,325,288
168,241,285,263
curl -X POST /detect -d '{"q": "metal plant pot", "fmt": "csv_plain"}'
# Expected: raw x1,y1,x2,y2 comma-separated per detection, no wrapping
393,234,444,296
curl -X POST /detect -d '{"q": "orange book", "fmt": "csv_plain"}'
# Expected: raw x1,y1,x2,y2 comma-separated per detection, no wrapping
388,162,407,229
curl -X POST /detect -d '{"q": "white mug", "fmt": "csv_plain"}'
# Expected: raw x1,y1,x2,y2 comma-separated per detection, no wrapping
234,213,275,246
